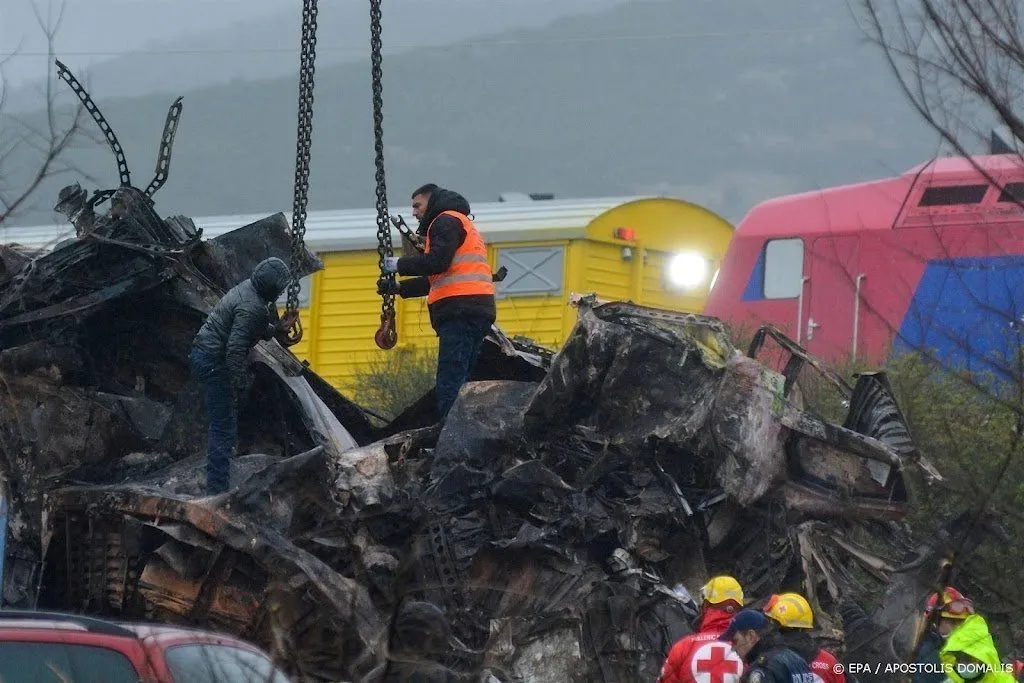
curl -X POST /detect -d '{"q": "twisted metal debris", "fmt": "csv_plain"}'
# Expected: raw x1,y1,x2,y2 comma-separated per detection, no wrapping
0,177,959,681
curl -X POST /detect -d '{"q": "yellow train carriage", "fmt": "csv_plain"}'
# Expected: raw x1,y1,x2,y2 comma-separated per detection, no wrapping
6,196,733,395
254,195,733,393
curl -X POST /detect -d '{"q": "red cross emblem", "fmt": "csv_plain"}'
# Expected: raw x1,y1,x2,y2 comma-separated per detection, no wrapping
690,642,743,683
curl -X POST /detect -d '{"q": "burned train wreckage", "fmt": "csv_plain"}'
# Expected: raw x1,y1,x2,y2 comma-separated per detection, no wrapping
0,65,953,683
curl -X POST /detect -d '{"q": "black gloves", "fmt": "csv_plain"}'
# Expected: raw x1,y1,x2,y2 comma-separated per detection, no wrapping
377,278,400,296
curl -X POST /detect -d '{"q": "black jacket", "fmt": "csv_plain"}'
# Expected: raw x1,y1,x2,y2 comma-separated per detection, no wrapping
912,631,946,683
394,188,496,331
778,630,819,665
192,257,291,384
743,634,815,683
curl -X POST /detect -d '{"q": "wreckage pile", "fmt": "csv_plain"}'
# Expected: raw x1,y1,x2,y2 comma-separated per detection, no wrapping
0,196,951,681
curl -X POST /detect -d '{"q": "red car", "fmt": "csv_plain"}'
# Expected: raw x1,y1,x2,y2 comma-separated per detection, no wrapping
0,610,292,682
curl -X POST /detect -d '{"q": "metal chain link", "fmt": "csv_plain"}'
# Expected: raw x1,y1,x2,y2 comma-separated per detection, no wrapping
370,0,398,349
287,0,319,318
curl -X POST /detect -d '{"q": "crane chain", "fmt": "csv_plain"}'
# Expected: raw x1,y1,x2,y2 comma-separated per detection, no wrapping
371,0,398,350
283,0,319,345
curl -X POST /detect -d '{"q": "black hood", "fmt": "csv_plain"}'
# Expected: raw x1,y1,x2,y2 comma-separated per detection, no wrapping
778,630,819,663
250,257,291,301
747,630,788,663
418,188,471,234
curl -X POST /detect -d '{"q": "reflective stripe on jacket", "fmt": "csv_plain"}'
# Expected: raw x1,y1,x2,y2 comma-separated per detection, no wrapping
940,615,1014,683
426,210,495,304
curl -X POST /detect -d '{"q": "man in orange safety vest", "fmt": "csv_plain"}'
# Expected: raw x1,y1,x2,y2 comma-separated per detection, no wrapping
378,184,497,420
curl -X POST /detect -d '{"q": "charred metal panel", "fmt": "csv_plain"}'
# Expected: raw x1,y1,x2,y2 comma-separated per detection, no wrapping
189,212,323,295
524,302,732,449
709,354,788,505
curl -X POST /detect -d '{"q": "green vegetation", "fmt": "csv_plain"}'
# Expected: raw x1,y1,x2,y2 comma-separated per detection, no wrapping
348,347,438,425
790,349,1024,655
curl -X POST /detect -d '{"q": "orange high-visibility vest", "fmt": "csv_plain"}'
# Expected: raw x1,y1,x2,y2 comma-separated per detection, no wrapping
426,210,496,304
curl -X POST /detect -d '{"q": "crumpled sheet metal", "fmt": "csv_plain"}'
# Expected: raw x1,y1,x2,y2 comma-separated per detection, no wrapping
253,342,359,453
331,442,396,510
709,353,788,506
42,460,388,681
522,300,913,514
524,302,734,450
505,625,582,683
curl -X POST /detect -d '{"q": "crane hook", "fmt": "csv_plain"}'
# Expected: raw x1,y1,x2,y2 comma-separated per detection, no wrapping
374,310,397,350
276,311,304,347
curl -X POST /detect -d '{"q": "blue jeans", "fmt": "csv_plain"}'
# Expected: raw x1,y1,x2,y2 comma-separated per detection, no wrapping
435,317,490,419
189,347,236,495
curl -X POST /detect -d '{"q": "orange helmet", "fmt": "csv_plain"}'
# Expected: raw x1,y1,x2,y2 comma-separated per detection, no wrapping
925,587,974,620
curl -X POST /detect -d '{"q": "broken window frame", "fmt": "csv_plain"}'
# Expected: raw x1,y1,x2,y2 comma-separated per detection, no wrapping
747,324,854,398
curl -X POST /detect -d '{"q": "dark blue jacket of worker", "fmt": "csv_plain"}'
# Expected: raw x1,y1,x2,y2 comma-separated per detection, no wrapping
742,636,816,683
192,257,291,387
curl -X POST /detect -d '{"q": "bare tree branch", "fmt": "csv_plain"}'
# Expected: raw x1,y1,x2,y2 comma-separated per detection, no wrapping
0,0,88,226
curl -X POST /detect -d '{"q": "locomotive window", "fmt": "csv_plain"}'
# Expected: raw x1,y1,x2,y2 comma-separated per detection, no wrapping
998,182,1024,202
763,238,804,299
918,184,987,206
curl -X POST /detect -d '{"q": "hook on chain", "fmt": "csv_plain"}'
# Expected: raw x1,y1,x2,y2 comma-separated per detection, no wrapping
374,309,397,350
276,310,304,347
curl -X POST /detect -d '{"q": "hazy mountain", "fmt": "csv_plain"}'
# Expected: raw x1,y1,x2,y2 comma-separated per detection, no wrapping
2,0,629,105
3,0,949,229
1,0,291,93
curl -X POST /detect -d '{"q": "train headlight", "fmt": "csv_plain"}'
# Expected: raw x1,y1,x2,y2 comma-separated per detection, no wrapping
667,251,709,289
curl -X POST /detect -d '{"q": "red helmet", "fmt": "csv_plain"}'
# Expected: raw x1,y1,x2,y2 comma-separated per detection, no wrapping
925,587,974,620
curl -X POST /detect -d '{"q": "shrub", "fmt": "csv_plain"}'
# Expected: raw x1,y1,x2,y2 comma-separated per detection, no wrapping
348,347,438,424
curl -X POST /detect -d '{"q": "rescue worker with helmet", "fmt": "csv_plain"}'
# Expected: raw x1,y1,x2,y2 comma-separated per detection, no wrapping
931,590,1014,683
723,609,814,683
377,184,496,420
914,587,972,683
762,592,845,683
657,576,747,683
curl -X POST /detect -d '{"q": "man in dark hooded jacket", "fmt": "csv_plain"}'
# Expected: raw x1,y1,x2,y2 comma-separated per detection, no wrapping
190,257,292,495
377,184,496,420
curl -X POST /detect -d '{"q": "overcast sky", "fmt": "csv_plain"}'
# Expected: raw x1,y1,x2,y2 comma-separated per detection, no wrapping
1,0,276,84
0,0,630,100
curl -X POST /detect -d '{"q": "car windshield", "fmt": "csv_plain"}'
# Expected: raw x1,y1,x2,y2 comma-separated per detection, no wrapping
0,642,141,682
166,643,292,683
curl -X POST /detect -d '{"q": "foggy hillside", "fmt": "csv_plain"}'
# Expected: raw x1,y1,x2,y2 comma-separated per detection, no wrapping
4,0,947,228
1,0,629,104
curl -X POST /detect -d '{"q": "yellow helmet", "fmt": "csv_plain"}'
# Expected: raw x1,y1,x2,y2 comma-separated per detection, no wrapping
764,593,814,629
701,576,744,607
